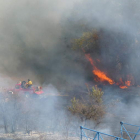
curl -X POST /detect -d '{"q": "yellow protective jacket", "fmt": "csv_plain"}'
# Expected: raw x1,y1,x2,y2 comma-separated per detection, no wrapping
27,80,32,85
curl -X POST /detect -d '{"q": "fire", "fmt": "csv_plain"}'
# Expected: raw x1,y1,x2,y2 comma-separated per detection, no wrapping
85,54,114,85
118,77,133,89
85,54,94,66
119,85,128,89
93,69,114,85
125,81,131,86
85,53,135,89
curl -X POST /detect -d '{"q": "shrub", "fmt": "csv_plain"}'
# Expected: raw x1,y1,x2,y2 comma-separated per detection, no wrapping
87,85,104,104
68,85,105,122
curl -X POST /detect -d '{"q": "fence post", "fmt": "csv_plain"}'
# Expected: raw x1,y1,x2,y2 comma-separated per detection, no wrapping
80,126,82,140
97,132,99,140
120,122,123,138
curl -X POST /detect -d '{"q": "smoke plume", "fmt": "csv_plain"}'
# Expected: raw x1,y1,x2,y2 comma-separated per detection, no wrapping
0,0,140,139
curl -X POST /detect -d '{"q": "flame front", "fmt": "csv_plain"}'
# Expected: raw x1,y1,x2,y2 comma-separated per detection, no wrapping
93,69,114,85
125,81,131,86
118,77,134,89
85,53,134,89
119,85,128,89
85,54,114,85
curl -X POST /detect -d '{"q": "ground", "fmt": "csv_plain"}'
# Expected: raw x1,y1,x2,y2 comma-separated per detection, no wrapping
0,132,79,140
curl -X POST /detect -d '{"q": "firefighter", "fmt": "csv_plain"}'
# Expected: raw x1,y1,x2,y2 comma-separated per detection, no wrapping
27,79,33,88
21,81,26,89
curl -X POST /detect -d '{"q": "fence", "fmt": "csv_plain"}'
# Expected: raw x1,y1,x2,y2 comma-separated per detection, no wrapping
120,122,140,140
80,126,126,140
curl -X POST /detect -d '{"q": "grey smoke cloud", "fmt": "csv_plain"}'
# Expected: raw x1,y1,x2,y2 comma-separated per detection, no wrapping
0,0,139,85
0,0,140,138
0,0,88,86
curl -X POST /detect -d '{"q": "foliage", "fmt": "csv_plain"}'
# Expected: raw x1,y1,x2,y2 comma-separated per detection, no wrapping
68,85,105,122
72,30,99,53
87,85,104,104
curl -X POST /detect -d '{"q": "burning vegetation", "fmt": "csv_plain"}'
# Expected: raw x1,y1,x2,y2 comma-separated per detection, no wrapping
0,0,140,139
85,53,134,89
73,30,138,89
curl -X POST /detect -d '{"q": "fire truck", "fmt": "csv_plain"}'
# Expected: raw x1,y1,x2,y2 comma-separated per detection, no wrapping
7,81,43,97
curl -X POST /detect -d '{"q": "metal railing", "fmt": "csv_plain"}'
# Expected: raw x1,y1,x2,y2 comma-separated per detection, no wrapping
80,126,126,140
120,122,140,140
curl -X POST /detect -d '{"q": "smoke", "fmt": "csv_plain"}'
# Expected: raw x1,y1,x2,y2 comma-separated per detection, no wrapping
0,0,85,86
0,0,139,86
69,0,140,84
0,0,140,139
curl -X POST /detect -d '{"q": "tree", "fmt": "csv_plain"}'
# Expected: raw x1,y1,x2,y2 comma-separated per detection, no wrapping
68,85,105,123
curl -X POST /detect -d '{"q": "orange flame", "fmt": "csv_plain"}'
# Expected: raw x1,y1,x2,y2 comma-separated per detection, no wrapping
93,69,114,84
85,54,114,85
85,53,135,89
119,85,128,89
85,54,94,66
118,77,133,88
125,81,131,86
